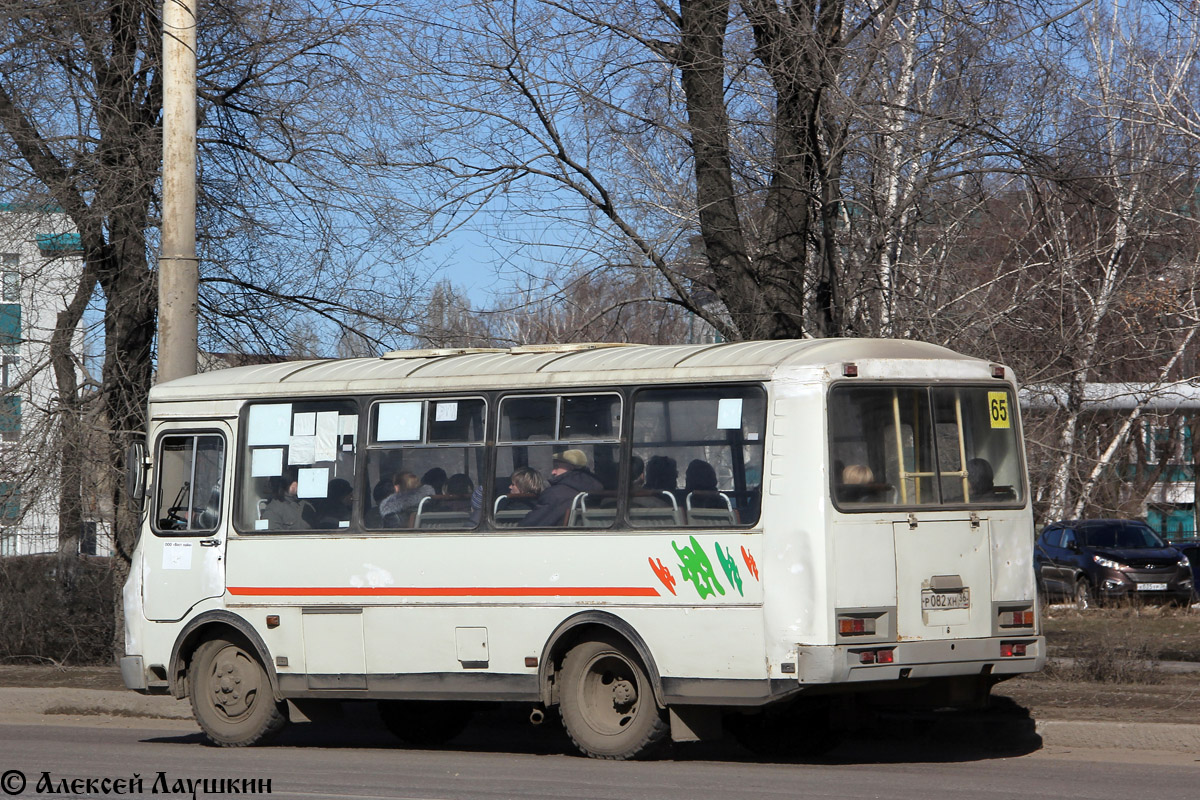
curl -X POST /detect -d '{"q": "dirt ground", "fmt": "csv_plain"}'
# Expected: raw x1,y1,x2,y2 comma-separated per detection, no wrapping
2,605,1199,725
989,603,1200,724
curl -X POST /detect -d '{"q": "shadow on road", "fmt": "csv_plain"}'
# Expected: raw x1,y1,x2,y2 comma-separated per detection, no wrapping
143,696,1042,764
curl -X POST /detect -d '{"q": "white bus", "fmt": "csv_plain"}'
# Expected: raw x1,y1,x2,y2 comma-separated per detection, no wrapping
121,339,1043,758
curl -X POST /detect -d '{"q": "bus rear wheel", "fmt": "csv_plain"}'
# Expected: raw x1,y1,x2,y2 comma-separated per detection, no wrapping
189,635,286,747
558,637,667,760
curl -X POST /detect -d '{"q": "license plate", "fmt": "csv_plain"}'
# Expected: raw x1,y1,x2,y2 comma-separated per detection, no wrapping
921,588,970,610
1137,583,1168,591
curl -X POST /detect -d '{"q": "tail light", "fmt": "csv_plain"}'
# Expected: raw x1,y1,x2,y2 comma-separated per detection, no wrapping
838,616,877,636
999,607,1035,628
858,648,895,664
1000,642,1028,657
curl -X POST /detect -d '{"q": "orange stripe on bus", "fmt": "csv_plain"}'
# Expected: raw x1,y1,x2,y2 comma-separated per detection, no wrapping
227,586,661,598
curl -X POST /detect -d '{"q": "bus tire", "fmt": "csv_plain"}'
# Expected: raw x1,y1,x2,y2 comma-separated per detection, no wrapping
189,635,286,747
558,637,667,760
378,700,473,747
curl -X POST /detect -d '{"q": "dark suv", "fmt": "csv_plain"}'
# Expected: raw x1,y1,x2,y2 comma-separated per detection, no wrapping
1035,519,1193,609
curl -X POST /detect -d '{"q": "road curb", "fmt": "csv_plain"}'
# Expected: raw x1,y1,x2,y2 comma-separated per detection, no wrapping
0,687,192,720
2,687,1199,754
1034,719,1200,753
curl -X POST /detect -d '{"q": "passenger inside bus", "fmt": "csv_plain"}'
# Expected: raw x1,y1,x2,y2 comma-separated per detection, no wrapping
261,468,315,530
644,455,678,494
421,468,447,495
442,473,474,509
837,463,890,504
684,459,725,508
379,471,434,526
312,478,353,528
492,467,546,527
519,450,602,527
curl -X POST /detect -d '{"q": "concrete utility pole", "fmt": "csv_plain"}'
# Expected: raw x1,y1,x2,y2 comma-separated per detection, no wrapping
158,0,199,383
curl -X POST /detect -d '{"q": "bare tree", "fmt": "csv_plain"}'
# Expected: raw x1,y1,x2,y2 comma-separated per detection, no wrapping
0,0,435,655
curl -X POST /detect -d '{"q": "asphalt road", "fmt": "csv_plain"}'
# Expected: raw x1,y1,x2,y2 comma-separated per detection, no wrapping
0,711,1196,800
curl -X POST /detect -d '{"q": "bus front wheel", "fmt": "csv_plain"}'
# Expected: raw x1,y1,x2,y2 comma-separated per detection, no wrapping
558,637,667,759
189,635,286,747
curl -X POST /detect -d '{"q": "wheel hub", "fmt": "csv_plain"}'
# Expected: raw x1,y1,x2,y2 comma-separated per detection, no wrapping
611,678,636,709
211,653,253,714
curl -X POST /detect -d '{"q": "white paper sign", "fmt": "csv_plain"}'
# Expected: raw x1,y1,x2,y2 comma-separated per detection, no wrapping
377,402,422,441
315,411,340,462
297,467,328,498
251,448,284,477
435,402,458,422
292,411,316,437
162,541,193,570
716,398,743,430
340,414,358,437
254,519,269,530
288,436,316,465
247,404,292,446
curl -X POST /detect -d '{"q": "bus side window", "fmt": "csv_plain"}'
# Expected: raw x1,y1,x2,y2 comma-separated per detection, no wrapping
238,401,358,533
493,393,620,530
364,397,486,532
630,386,765,528
154,433,224,534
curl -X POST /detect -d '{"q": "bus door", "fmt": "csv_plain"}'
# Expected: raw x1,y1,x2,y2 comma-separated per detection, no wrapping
893,517,993,640
142,424,231,621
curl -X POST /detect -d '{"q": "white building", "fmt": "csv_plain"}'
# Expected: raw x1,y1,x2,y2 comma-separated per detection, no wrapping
0,204,113,556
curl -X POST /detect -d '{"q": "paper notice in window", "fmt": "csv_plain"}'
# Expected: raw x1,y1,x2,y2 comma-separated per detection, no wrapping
717,398,743,430
377,402,421,441
435,402,458,422
288,436,316,465
292,412,316,437
162,541,192,570
251,448,283,477
247,403,292,446
297,467,328,498
315,411,339,461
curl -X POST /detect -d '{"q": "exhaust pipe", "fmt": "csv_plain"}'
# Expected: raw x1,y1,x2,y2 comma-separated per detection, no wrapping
529,707,545,726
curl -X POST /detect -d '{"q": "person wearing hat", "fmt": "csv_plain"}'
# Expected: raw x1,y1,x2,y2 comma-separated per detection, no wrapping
518,448,603,527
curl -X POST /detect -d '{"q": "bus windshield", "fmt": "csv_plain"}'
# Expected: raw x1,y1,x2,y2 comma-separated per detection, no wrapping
829,385,1024,509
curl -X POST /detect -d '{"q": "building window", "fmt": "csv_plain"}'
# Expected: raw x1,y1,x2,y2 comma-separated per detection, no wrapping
0,396,18,443
1,253,17,303
2,355,17,390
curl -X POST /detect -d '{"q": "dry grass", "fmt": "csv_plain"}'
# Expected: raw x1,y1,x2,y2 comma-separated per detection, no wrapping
1040,603,1198,684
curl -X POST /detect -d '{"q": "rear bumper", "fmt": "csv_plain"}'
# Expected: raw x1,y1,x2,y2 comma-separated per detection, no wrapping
797,635,1045,685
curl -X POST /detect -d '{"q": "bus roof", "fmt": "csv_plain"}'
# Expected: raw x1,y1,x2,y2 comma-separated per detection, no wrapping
149,338,994,403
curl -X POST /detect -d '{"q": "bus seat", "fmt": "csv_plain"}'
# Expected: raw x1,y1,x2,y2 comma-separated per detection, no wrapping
566,492,587,526
493,495,536,528
578,493,615,528
414,495,472,529
685,491,737,526
629,491,683,526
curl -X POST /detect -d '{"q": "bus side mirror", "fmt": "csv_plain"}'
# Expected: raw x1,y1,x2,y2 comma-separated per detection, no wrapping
126,439,148,511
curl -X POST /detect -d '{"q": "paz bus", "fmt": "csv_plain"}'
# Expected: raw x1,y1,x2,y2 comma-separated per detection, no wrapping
120,339,1043,758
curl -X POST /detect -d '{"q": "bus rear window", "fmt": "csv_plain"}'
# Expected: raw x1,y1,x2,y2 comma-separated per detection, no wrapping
829,385,1023,510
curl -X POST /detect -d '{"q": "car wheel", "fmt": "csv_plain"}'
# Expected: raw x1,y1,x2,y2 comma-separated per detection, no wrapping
189,635,287,747
558,637,667,760
1073,578,1093,611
